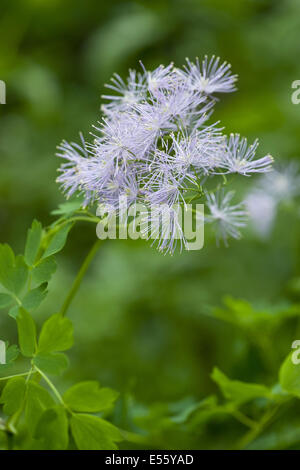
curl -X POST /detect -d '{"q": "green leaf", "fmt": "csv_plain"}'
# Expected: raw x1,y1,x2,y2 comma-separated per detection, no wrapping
10,255,28,295
0,377,26,415
5,344,19,364
35,406,68,450
0,244,15,289
25,220,43,266
25,381,56,435
211,367,272,405
31,257,57,285
16,307,37,357
0,293,13,309
0,430,8,449
33,352,69,375
8,305,19,319
70,414,122,450
0,246,28,295
170,396,218,424
38,313,73,353
22,284,48,311
279,353,300,397
0,343,20,373
51,198,83,216
63,381,119,413
42,224,72,259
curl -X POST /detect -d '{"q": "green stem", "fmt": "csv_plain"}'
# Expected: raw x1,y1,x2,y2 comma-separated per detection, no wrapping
237,404,280,449
60,238,102,317
34,366,65,405
0,371,31,381
231,409,256,429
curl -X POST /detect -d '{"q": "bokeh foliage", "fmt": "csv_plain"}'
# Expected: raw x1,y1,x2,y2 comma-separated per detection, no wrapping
1,0,300,449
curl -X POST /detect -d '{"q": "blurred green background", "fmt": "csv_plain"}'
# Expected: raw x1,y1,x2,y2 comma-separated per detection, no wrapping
1,0,300,449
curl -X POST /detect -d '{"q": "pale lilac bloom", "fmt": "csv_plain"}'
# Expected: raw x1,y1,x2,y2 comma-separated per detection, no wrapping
102,70,147,114
154,84,207,125
183,56,238,95
100,170,140,211
205,190,248,246
57,57,272,253
130,100,177,149
143,204,187,255
56,135,94,206
140,62,176,97
220,134,273,175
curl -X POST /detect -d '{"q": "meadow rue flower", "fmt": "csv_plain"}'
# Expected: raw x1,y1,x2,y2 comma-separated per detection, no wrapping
57,58,272,253
182,56,238,95
101,69,147,114
220,134,274,176
205,190,248,246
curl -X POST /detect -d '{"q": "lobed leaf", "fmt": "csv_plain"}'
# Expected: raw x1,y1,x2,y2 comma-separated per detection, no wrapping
25,381,56,435
35,406,69,450
42,224,72,259
70,413,122,450
38,313,73,353
211,367,272,405
0,293,13,309
22,284,48,311
279,353,300,397
63,381,119,413
16,307,37,357
25,220,43,267
31,257,57,285
33,352,69,375
0,377,26,415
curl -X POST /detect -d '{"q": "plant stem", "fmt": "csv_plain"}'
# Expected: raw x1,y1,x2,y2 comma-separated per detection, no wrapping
34,366,65,405
0,371,31,381
60,238,102,317
236,404,280,449
231,409,256,429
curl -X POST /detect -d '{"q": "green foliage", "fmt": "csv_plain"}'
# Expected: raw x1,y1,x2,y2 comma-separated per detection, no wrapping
0,344,19,373
70,414,122,450
25,382,55,435
63,381,119,413
25,220,43,267
35,406,69,450
279,354,300,398
0,214,122,449
38,313,73,353
211,367,273,405
51,198,84,216
42,224,72,259
0,245,28,295
33,352,69,376
31,257,57,285
0,377,26,415
0,293,13,309
16,307,37,357
1,207,300,450
22,284,48,311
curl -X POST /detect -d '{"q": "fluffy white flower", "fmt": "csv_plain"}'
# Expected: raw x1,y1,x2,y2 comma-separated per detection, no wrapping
220,134,273,176
205,190,248,245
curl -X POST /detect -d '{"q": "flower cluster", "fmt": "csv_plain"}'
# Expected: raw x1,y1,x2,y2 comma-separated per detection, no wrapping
57,57,273,253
